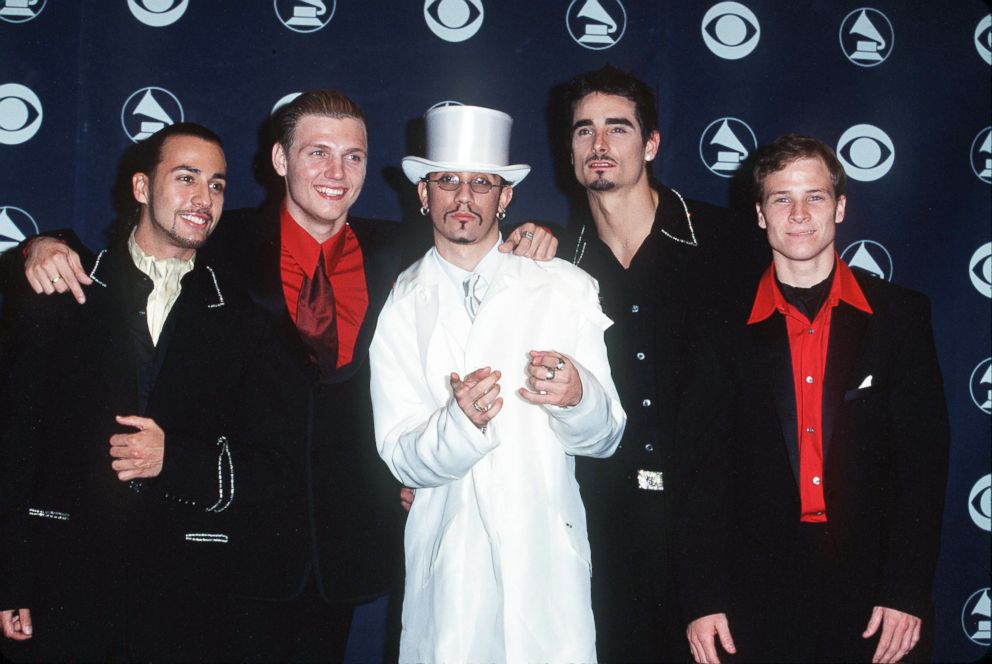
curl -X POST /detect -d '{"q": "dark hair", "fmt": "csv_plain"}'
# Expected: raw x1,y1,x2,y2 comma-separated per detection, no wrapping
112,122,223,241
271,89,367,152
561,64,659,143
130,121,223,180
752,133,847,202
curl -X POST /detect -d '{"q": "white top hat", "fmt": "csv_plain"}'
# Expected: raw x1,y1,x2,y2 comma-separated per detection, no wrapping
401,104,531,186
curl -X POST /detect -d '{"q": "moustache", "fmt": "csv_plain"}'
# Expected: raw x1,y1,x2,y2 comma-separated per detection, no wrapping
444,205,483,222
585,155,617,167
181,208,214,224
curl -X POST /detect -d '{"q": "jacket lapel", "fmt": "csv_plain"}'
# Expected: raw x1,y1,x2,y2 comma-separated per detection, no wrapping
750,316,800,484
821,302,869,461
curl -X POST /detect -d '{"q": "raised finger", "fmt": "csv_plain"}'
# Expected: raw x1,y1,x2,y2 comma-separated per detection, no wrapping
17,609,31,637
468,370,501,399
52,254,84,300
474,383,502,408
67,251,93,285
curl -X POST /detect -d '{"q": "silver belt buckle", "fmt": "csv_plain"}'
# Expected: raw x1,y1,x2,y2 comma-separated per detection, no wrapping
636,469,664,491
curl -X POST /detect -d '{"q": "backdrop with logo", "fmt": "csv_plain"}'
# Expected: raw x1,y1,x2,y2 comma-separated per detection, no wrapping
2,1,990,660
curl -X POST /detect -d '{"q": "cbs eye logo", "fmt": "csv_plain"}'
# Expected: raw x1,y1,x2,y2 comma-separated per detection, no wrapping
701,2,760,60
424,0,484,43
976,15,991,65
836,124,894,182
128,0,188,27
0,83,43,145
970,242,991,299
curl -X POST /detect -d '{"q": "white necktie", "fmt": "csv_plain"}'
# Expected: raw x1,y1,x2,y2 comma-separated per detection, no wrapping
463,274,483,320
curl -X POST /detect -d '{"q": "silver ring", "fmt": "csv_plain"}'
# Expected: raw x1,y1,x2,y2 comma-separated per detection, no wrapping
556,358,566,371
472,400,484,413
51,276,62,285
545,368,556,381
522,230,535,240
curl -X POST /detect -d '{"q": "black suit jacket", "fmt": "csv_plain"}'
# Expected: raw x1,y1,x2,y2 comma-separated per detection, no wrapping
676,268,949,635
0,242,293,659
201,205,407,602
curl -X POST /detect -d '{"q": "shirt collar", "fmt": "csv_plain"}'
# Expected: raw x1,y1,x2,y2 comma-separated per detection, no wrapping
433,235,503,289
748,253,873,324
280,202,349,278
127,228,195,282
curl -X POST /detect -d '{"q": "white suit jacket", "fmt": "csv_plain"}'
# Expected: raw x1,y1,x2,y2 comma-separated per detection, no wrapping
370,248,626,664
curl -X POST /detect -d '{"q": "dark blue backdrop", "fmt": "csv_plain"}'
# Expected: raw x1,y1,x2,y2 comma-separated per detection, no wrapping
2,1,989,661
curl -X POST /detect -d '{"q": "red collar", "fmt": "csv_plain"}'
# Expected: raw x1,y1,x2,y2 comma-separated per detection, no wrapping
748,254,873,325
279,203,349,277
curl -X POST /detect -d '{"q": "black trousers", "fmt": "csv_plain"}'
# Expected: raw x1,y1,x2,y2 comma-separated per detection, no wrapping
228,573,353,663
729,523,877,664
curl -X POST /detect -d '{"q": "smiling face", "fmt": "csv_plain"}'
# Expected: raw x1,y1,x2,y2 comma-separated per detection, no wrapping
272,113,367,242
756,156,846,286
132,134,226,261
418,171,513,256
570,92,659,194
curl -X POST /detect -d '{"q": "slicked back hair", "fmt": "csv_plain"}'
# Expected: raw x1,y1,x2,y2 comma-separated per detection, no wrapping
752,133,847,203
561,64,659,145
271,89,367,153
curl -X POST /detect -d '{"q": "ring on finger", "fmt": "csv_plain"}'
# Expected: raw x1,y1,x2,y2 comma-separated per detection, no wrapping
522,230,535,240
472,400,484,413
545,367,556,380
51,275,62,285
555,358,566,371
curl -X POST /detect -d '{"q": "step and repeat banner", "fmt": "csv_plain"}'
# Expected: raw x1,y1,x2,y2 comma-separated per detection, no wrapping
2,1,989,660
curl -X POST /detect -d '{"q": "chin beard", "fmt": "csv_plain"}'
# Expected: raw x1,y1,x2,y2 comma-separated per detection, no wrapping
589,178,616,191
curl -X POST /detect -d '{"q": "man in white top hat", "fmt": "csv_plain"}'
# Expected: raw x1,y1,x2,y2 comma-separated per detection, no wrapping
369,104,626,663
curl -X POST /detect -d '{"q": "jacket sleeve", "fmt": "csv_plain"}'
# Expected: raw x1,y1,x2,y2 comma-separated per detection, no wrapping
370,293,499,489
673,320,738,624
875,294,949,617
545,273,625,458
0,290,66,609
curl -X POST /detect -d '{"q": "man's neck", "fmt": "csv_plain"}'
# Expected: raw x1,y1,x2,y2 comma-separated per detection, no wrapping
284,199,347,244
435,233,499,272
586,178,658,269
133,222,195,262
773,250,836,288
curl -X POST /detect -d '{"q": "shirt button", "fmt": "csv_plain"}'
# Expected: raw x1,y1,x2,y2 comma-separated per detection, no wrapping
636,352,646,360
808,328,815,334
816,511,824,516
644,443,654,452
806,426,815,433
805,376,814,384
631,305,640,313
812,476,822,486
642,399,652,407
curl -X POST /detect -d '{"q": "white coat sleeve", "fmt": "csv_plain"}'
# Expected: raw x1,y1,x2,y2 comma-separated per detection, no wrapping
370,293,499,489
545,274,626,458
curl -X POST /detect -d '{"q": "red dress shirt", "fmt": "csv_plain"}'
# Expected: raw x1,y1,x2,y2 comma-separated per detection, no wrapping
748,255,873,522
280,206,368,368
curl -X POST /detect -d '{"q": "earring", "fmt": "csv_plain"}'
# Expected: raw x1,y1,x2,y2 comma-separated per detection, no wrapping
419,205,429,216
496,209,506,221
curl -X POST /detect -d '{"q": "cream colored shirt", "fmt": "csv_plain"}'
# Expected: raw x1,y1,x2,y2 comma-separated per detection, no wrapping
128,231,195,345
